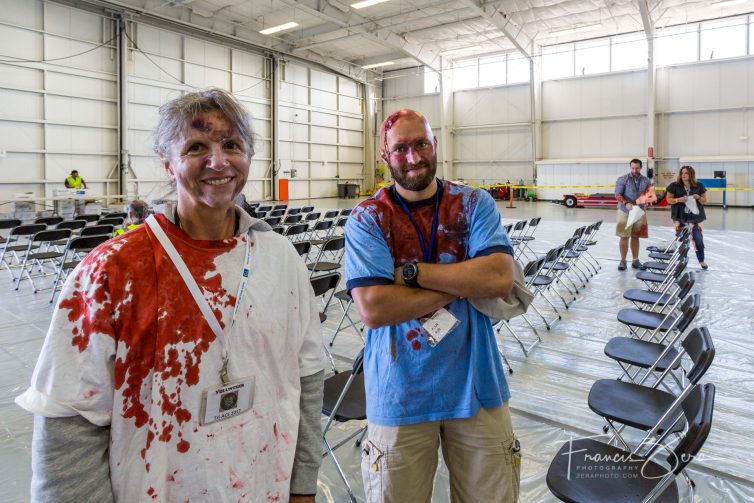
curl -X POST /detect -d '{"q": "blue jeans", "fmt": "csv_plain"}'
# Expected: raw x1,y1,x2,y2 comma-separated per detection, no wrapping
677,222,704,262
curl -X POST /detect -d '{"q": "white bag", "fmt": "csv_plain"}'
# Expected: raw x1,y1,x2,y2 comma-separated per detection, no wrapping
685,196,700,215
625,205,645,228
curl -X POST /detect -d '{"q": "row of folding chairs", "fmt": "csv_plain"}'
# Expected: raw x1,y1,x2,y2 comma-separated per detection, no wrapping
546,227,716,502
0,217,117,298
494,220,604,360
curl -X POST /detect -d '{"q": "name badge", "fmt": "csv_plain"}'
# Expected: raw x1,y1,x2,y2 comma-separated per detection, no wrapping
199,377,254,426
422,308,459,347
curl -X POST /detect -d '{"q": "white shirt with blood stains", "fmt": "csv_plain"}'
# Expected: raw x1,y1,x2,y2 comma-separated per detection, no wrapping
17,212,324,502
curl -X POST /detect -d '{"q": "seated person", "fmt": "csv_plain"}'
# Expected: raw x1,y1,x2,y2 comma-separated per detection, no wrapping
64,170,87,189
113,200,149,236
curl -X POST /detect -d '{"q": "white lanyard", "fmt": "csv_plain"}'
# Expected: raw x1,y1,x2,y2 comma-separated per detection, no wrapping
146,215,251,383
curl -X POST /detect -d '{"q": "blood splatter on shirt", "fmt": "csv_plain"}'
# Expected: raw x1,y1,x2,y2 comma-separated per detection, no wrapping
17,212,324,501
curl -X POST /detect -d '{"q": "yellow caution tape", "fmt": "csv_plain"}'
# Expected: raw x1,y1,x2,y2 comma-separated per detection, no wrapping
375,182,753,191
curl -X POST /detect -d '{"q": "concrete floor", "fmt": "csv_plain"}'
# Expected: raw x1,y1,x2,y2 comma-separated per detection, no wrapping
1,199,753,502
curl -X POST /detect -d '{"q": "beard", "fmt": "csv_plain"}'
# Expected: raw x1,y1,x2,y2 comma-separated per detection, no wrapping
388,157,437,192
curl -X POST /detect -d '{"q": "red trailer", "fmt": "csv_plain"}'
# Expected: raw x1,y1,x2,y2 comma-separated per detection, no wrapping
562,191,668,208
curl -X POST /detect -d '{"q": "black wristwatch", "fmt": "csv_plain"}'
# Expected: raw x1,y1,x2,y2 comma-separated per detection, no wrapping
401,260,420,287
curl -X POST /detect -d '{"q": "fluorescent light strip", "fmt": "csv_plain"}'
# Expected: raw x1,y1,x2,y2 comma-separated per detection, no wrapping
549,23,602,37
351,0,390,9
362,61,395,69
260,22,299,35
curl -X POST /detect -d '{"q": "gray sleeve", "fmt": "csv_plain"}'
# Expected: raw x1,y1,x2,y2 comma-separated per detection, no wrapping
31,414,114,503
290,369,324,495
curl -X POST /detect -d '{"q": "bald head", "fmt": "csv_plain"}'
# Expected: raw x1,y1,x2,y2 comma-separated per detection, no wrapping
379,109,435,160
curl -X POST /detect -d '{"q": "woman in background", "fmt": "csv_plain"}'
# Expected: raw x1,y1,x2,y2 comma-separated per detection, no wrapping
665,165,708,269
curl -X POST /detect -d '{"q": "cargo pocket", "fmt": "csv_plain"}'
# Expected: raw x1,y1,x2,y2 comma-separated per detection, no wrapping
507,436,522,502
361,439,387,503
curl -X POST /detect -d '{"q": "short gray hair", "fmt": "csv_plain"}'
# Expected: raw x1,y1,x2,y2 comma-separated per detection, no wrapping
152,88,255,159
127,199,149,222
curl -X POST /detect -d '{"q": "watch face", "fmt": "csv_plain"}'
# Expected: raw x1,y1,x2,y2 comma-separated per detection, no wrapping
402,262,418,283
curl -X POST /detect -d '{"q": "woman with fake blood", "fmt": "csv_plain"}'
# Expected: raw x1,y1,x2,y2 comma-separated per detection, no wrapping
17,89,324,502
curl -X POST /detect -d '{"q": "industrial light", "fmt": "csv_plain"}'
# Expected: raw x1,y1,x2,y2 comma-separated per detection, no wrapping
549,23,602,37
259,22,299,35
351,0,391,9
441,45,483,56
362,61,395,69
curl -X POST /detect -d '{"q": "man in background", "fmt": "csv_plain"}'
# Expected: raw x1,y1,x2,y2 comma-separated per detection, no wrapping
113,200,149,237
614,158,653,270
64,170,87,189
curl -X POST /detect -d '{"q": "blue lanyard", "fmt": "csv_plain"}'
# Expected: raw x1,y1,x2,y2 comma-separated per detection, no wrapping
393,181,443,263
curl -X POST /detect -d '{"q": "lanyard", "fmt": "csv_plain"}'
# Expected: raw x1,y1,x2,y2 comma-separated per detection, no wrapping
630,175,642,196
393,181,442,263
145,215,251,384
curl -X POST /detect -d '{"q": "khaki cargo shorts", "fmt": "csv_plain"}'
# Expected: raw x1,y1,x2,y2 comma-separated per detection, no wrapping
616,209,648,238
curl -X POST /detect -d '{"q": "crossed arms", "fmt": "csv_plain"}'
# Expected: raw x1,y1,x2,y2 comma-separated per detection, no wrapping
351,253,514,329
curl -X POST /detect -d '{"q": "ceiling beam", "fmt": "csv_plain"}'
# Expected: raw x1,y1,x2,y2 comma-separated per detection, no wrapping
459,0,536,59
277,0,441,72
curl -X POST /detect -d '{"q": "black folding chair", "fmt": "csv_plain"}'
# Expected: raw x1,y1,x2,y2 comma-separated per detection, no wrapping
98,217,125,227
14,229,72,292
35,216,64,226
307,236,346,277
616,293,700,343
286,207,302,215
301,205,315,213
50,234,111,302
292,240,311,258
75,214,101,223
263,216,282,226
322,349,366,503
590,326,714,446
269,209,285,217
0,223,47,280
0,218,22,245
547,383,715,503
80,224,114,237
284,223,308,242
328,289,364,348
282,214,302,225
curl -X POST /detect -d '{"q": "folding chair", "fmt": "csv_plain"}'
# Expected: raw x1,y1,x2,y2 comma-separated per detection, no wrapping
0,223,47,280
516,216,541,260
572,223,601,274
103,211,127,219
0,218,22,245
14,228,72,292
263,216,281,226
273,204,287,211
310,271,342,371
55,219,87,232
328,289,364,347
301,205,315,213
286,207,302,215
522,256,561,330
322,210,339,220
98,217,125,227
292,240,311,258
636,258,688,292
257,205,272,213
547,383,715,503
623,271,695,314
80,224,114,237
307,236,346,277
35,216,63,226
339,208,352,217
269,209,285,217
322,349,366,503
303,211,321,224
508,220,527,260
616,293,700,344
271,226,284,234
282,214,302,225
283,222,308,242
75,214,100,223
643,243,689,273
646,226,690,255
590,328,714,496
540,245,576,309
305,219,333,242
50,234,112,302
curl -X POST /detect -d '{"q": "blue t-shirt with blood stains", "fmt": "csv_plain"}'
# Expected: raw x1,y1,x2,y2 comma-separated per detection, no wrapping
345,180,514,426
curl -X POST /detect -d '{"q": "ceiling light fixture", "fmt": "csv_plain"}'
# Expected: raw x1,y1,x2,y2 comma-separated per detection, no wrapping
362,61,395,69
259,22,299,35
549,23,602,37
441,45,483,56
351,0,391,9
